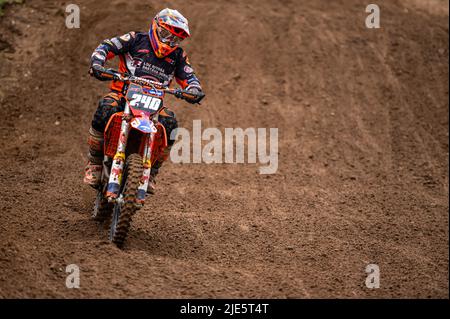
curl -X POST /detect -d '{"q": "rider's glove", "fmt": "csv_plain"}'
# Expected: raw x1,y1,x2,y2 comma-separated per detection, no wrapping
89,64,112,81
185,87,205,104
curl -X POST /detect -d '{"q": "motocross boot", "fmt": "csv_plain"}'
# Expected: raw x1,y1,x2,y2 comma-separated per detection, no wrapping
83,127,104,187
148,146,171,194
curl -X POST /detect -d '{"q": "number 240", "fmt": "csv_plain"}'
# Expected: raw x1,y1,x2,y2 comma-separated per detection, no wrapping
130,94,161,110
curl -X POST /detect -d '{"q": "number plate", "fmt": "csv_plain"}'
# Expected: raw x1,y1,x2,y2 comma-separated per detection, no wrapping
126,83,164,112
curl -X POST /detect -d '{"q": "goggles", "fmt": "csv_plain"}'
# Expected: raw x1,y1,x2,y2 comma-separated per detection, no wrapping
157,24,183,47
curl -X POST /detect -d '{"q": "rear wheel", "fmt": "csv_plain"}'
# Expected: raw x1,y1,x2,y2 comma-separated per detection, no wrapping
109,153,143,247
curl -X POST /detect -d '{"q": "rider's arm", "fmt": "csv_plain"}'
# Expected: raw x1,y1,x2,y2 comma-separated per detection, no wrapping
174,49,203,92
89,32,137,80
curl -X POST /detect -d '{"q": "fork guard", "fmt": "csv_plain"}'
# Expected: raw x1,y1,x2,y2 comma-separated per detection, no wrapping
105,120,168,203
136,122,168,204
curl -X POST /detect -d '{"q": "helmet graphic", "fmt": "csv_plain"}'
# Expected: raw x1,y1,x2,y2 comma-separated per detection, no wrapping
149,8,190,58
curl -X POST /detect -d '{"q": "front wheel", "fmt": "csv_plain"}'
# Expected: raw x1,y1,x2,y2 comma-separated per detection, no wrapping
109,153,143,247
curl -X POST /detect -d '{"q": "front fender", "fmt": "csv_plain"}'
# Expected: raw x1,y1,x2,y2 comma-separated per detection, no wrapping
130,117,157,134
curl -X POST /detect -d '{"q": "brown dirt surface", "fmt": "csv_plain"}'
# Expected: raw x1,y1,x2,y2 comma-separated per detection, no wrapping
0,0,448,298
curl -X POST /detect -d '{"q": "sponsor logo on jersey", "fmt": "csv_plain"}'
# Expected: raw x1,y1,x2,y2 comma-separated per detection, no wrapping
165,57,175,64
132,58,143,68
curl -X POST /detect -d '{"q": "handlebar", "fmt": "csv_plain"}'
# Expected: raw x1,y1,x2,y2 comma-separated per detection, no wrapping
91,65,205,104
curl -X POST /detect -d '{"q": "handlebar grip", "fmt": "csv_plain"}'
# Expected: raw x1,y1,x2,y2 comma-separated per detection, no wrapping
184,91,205,104
169,89,205,104
174,89,205,101
91,65,122,80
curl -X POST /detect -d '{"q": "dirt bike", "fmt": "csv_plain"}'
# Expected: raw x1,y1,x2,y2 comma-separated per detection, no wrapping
90,65,204,247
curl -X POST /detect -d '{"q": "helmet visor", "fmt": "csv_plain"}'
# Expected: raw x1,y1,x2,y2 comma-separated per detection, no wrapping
157,25,183,47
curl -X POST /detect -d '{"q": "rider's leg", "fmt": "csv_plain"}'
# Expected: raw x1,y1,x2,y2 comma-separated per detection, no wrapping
148,108,178,194
84,92,124,186
83,126,104,186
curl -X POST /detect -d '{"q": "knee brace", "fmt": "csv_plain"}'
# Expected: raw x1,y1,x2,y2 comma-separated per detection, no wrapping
91,93,124,132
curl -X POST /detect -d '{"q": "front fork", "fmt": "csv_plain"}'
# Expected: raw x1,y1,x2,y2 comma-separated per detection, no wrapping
136,132,156,204
105,111,157,205
105,114,130,200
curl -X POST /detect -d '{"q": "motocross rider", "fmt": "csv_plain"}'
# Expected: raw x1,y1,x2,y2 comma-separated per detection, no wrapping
84,8,204,193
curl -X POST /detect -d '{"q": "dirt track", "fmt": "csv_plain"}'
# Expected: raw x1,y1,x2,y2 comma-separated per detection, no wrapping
0,0,448,298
